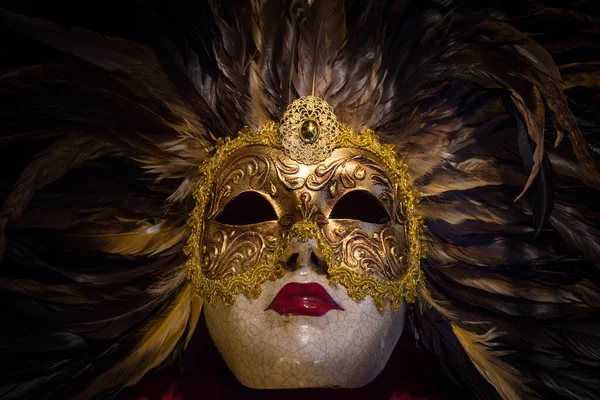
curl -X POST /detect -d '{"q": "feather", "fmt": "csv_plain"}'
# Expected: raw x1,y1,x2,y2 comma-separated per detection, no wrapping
515,108,554,235
420,286,458,321
160,42,232,137
1,139,116,216
74,284,198,400
550,202,600,267
424,232,556,267
418,162,524,197
209,1,254,133
324,1,384,126
430,263,590,305
509,85,546,201
560,62,600,89
0,8,208,142
417,192,529,227
451,323,534,400
435,17,599,197
0,63,208,194
292,0,346,97
247,0,299,126
39,224,189,257
414,303,501,399
0,135,118,261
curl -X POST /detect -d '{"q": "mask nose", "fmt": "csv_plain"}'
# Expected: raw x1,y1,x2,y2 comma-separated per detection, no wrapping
282,237,328,274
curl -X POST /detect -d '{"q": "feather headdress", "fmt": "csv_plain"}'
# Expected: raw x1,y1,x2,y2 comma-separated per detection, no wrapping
1,1,600,399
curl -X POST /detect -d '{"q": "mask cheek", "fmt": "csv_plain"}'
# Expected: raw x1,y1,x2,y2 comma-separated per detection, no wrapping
322,220,410,281
201,221,281,280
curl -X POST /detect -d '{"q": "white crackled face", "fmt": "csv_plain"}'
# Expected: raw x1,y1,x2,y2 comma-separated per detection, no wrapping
204,238,406,389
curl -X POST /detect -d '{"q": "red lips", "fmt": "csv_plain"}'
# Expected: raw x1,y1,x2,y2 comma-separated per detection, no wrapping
265,282,344,317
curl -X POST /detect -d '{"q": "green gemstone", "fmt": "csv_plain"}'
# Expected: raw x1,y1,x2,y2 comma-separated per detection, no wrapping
299,119,320,143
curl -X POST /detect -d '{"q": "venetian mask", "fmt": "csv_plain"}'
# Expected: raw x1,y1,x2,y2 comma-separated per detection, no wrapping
184,96,424,389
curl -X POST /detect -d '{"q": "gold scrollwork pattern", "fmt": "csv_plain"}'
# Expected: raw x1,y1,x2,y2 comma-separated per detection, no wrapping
202,229,279,280
208,154,271,218
273,154,395,213
328,226,409,282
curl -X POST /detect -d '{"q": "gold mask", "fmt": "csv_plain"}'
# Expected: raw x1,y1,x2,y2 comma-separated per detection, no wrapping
184,96,425,311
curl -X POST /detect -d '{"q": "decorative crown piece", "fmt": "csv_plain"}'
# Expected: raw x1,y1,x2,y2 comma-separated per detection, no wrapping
280,96,339,164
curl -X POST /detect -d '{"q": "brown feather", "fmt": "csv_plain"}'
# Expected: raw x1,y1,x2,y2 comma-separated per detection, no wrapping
550,202,600,267
560,63,600,89
75,283,197,400
451,324,535,400
44,224,189,257
292,0,346,97
0,8,208,141
0,136,119,262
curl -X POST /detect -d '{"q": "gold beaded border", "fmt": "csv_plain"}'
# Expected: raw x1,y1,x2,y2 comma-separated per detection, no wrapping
183,122,426,310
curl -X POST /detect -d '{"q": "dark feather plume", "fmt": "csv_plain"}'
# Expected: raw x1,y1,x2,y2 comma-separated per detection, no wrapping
292,0,347,98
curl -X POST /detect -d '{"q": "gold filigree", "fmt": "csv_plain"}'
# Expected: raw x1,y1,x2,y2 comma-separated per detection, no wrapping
208,154,271,219
280,96,339,164
202,228,279,279
328,226,408,281
184,99,425,309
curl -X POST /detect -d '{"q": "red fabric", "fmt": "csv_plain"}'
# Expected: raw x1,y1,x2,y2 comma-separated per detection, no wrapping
120,321,472,400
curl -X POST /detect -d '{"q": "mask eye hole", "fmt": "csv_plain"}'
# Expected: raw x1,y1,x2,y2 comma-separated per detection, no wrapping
329,190,391,224
215,192,278,225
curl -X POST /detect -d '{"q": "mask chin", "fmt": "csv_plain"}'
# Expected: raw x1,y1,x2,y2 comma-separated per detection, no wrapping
203,237,406,388
203,267,407,389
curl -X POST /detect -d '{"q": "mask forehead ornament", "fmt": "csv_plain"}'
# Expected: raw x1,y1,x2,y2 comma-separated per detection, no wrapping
184,96,425,311
280,95,339,163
